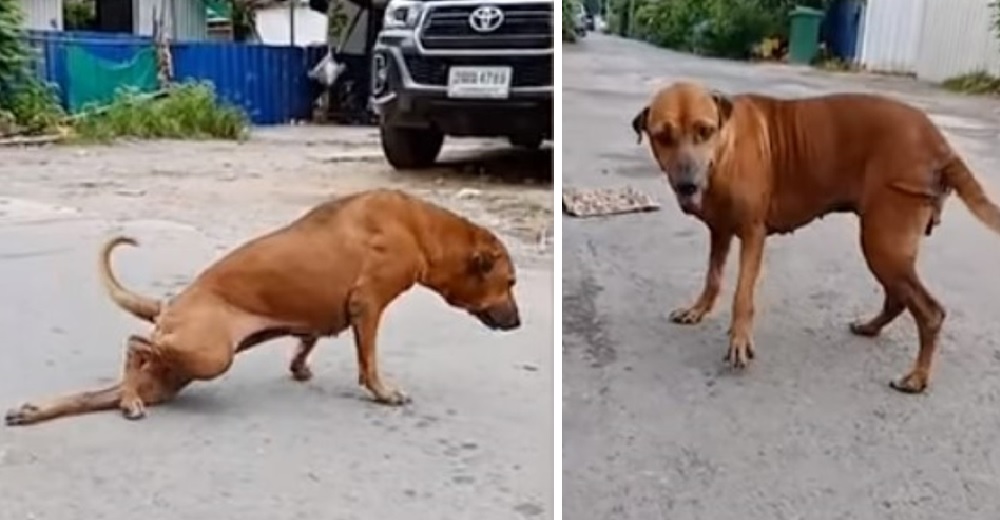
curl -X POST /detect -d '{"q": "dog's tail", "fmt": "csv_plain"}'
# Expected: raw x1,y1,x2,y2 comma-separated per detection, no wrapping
99,236,161,323
942,156,1000,235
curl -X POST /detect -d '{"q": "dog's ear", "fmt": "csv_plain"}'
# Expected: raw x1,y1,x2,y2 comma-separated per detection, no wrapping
711,91,734,126
469,249,498,276
631,105,650,144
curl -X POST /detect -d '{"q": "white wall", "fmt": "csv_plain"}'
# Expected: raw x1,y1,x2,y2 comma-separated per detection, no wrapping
913,0,1000,82
255,2,328,47
858,0,924,74
19,0,63,31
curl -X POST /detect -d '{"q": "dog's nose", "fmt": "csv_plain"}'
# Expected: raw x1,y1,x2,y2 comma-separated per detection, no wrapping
675,182,699,197
507,314,521,330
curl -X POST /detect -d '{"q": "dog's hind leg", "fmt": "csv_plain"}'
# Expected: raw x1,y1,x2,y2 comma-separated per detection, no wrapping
289,336,318,382
116,335,187,420
118,335,156,420
849,291,904,337
858,195,945,393
5,384,121,426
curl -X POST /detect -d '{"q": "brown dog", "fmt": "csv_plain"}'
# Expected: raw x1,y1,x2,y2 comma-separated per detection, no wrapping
632,81,1000,393
5,188,521,426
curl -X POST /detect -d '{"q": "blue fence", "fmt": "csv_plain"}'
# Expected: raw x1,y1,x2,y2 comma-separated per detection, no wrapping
22,30,326,125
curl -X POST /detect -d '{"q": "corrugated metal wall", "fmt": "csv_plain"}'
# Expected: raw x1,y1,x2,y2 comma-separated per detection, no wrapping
858,0,924,74
23,30,324,125
19,0,63,31
913,0,1000,82
133,0,208,41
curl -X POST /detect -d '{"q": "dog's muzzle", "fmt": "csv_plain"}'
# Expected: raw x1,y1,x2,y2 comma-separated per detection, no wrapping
471,302,521,331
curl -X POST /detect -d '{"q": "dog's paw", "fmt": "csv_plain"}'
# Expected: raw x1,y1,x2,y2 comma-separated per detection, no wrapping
725,335,755,369
290,364,313,382
4,404,39,427
373,387,411,406
120,399,146,421
848,320,881,337
890,371,928,394
669,306,708,325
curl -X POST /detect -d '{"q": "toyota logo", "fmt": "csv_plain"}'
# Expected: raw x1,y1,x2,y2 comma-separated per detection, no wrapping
468,5,504,33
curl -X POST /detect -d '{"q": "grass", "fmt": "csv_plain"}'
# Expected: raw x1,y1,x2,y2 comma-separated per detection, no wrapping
941,70,1000,96
69,81,250,143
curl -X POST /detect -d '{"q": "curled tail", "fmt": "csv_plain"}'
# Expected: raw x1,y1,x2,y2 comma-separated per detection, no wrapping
99,236,161,323
941,156,1000,235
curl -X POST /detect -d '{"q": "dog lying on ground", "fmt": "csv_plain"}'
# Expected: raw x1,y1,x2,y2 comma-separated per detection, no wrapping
631,81,1000,393
5,188,521,426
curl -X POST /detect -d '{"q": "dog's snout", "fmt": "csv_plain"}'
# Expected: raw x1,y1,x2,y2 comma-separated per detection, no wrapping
675,182,699,197
473,302,521,331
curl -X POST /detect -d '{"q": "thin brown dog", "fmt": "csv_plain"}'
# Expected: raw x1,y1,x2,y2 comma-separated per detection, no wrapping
632,81,1000,393
5,188,521,426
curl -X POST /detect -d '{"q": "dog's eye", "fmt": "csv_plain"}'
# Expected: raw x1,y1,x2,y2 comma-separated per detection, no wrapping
507,279,516,288
693,124,715,143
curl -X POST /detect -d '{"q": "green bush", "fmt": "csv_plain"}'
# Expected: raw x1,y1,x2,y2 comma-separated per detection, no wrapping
562,0,577,43
72,81,250,142
0,0,64,136
631,0,830,60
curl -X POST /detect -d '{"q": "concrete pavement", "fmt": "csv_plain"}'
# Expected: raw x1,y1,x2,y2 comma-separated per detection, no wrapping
563,34,1000,520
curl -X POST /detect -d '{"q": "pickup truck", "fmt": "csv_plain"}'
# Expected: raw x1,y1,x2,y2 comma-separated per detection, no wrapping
371,0,554,169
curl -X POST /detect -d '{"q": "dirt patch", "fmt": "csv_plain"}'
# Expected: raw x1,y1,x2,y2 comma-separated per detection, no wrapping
0,126,553,269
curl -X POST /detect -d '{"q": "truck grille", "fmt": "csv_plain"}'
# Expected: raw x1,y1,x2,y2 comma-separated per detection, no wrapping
419,3,553,50
404,55,552,87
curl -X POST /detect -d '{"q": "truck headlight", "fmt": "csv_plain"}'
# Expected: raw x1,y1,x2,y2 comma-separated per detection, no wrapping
383,0,425,30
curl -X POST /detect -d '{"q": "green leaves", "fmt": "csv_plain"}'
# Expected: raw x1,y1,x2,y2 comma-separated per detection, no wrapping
631,0,798,59
0,0,63,136
71,81,250,142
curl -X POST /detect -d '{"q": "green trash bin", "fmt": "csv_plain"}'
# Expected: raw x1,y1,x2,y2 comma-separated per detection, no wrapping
788,5,824,65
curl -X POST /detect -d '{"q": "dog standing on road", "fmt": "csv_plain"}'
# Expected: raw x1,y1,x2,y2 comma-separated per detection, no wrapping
5,189,521,426
632,81,1000,393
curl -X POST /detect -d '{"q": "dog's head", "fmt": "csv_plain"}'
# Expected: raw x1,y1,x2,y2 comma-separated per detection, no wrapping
631,82,734,214
442,230,521,332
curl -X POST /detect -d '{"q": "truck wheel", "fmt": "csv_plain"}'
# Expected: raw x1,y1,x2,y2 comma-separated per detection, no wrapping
509,134,544,150
380,125,444,169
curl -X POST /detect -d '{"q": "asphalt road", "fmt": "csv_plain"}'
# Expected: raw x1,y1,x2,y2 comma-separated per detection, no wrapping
563,34,1000,520
0,134,553,520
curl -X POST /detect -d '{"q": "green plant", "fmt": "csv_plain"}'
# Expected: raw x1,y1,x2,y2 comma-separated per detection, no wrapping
8,80,63,134
63,0,96,31
0,0,30,97
941,71,1000,95
71,81,250,142
0,0,65,136
562,0,577,43
631,0,836,59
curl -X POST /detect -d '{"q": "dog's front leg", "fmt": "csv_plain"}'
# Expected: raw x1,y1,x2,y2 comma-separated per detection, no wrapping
726,226,766,369
348,290,410,406
670,227,733,324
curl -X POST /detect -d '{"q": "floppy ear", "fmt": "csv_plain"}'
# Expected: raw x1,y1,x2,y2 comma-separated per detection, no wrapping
469,249,498,276
631,106,649,144
711,91,734,126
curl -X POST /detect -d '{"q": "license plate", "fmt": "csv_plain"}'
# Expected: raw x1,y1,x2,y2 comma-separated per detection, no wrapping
446,66,512,99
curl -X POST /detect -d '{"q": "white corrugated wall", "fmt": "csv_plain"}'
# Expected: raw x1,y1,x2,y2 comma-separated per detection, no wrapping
913,0,1000,82
858,0,925,74
19,0,63,31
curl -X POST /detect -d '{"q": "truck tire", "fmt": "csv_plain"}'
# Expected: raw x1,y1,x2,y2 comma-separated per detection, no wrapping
380,124,444,170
